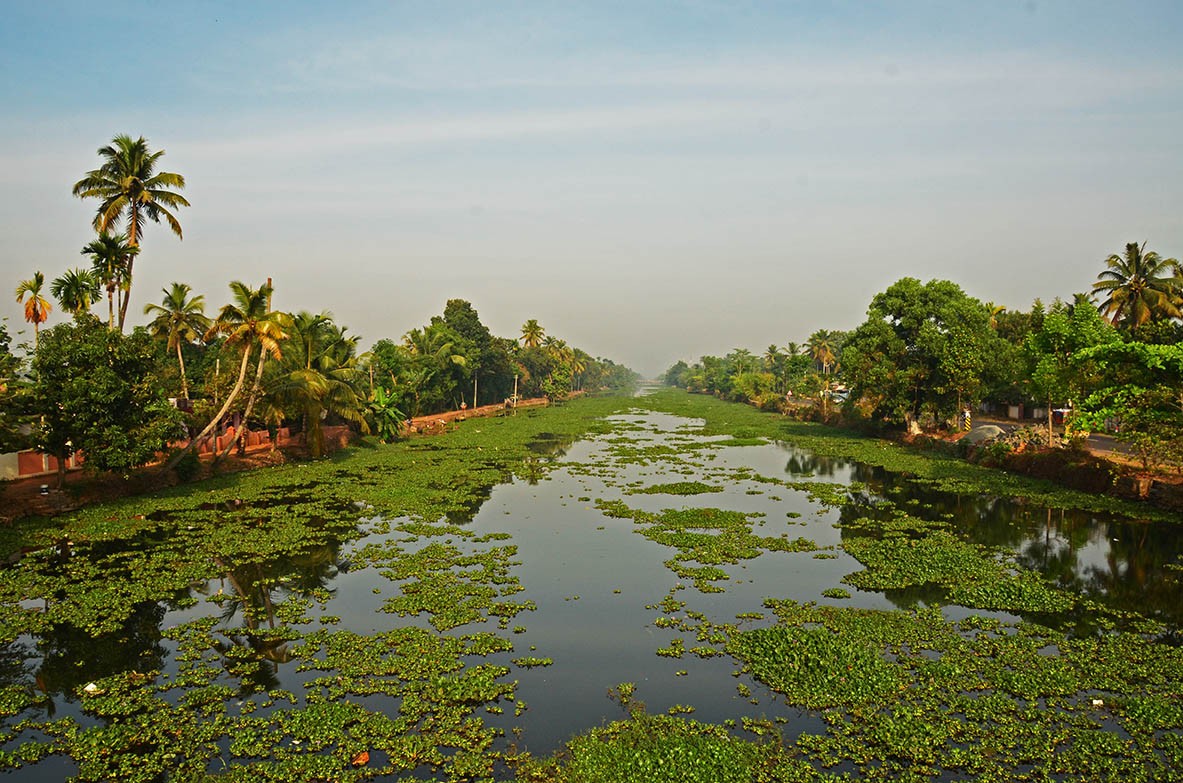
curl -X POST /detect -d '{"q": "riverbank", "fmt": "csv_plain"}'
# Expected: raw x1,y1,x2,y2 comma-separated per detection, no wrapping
639,389,1181,521
0,397,554,524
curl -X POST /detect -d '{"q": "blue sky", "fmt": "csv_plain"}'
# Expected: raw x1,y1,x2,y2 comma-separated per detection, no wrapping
2,1,1181,375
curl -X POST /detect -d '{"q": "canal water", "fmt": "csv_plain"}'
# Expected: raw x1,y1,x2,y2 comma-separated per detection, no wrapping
3,404,1180,779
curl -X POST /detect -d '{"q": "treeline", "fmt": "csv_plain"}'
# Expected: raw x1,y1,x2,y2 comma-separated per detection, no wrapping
666,243,1183,473
2,135,636,485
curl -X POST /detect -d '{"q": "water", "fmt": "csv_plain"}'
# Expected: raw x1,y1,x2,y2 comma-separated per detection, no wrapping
1,405,1180,779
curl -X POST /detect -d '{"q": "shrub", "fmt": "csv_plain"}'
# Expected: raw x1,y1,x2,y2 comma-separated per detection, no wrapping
172,449,201,482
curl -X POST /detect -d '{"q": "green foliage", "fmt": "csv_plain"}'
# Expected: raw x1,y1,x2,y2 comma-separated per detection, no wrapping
1092,241,1182,329
172,448,201,482
364,384,405,442
29,317,182,478
596,500,817,591
629,481,724,496
0,320,26,452
841,278,1003,428
265,311,369,457
562,714,781,783
1071,341,1183,471
728,626,904,708
1024,299,1119,442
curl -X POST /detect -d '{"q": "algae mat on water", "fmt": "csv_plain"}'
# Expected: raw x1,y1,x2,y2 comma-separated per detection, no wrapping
0,397,633,781
0,390,1179,782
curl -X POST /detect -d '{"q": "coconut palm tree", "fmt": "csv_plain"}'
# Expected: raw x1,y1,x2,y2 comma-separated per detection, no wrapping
520,319,545,348
15,272,52,347
266,312,369,458
168,281,287,467
72,135,189,331
81,232,138,329
144,283,211,399
807,330,838,375
50,269,101,320
402,324,468,414
729,348,757,374
570,348,590,391
985,302,1007,330
1092,241,1182,329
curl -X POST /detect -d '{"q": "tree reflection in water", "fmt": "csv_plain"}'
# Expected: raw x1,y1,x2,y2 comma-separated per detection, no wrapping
33,602,167,715
205,544,341,694
836,470,1183,629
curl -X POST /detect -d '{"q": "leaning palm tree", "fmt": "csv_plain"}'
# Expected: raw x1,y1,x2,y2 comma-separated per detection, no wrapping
50,269,101,320
520,319,545,348
15,272,52,347
167,281,287,468
81,232,138,329
72,135,189,331
144,282,211,399
1092,241,1182,329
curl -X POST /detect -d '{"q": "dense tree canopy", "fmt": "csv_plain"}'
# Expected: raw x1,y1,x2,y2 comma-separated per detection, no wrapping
0,322,23,453
1073,342,1183,470
29,317,181,485
841,278,1002,427
1023,300,1119,443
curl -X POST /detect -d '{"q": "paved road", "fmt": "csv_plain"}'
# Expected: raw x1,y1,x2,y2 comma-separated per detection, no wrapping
976,416,1131,456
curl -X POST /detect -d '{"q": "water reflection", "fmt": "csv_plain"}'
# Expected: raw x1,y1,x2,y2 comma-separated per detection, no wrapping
830,458,1183,628
34,602,166,714
0,403,1179,780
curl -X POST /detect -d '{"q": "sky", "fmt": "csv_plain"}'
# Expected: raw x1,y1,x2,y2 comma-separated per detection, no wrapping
2,1,1181,377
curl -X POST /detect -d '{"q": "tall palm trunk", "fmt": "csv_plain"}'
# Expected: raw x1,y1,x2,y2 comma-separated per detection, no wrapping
117,212,139,332
177,342,190,399
222,347,267,458
164,343,252,470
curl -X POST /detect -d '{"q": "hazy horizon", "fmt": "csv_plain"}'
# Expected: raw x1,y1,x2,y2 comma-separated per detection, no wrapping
2,2,1181,377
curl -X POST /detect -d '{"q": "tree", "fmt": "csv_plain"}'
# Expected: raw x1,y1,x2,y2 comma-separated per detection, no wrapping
728,348,758,375
807,330,838,375
169,281,287,466
365,385,406,443
265,311,368,458
144,282,211,400
29,317,181,487
1024,299,1118,445
520,319,545,349
81,232,137,329
1092,241,1182,329
441,299,513,405
664,360,691,388
1072,342,1183,472
14,272,52,348
842,278,1001,428
50,268,101,320
72,135,189,331
0,320,25,453
402,323,469,414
